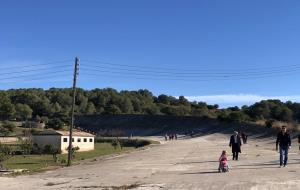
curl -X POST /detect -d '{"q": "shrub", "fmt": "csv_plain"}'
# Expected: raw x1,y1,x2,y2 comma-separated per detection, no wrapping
2,121,16,132
43,144,61,162
265,119,275,128
32,143,43,154
97,138,151,149
19,139,34,155
71,146,79,159
0,144,13,166
111,138,120,149
121,139,151,148
43,144,61,154
61,159,67,164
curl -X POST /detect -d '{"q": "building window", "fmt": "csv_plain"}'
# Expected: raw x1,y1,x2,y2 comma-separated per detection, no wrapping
84,138,87,142
89,138,93,142
63,138,68,142
77,138,81,142
72,138,74,142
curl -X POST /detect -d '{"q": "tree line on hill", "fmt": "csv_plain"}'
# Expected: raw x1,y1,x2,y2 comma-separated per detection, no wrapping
0,88,299,132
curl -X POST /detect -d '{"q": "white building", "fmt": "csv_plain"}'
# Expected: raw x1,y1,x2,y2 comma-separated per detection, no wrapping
33,130,95,153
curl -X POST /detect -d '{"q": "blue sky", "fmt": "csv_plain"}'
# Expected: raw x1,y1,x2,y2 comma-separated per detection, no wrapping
1,0,300,107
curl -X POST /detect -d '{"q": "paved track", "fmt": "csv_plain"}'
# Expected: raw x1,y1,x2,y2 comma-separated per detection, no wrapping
1,134,300,190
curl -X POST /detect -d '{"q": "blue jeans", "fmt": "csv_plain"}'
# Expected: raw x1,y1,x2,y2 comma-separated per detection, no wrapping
279,147,289,166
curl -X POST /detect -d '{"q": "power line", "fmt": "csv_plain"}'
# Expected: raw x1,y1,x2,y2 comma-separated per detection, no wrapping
0,69,71,81
82,59,300,72
0,72,73,84
0,65,73,76
80,66,300,79
0,59,73,70
80,70,299,82
81,64,300,77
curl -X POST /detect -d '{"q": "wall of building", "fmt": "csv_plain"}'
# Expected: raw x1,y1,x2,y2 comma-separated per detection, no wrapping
0,137,19,143
60,136,94,153
32,135,61,150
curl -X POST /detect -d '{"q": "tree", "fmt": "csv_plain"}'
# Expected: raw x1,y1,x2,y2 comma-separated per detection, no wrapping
19,139,34,156
217,110,230,121
279,107,293,122
228,112,248,123
0,121,16,136
47,118,64,130
43,144,62,162
35,115,41,122
2,87,300,127
247,101,271,119
131,98,142,113
0,93,15,120
52,102,62,113
105,105,122,114
144,104,160,115
118,97,134,114
65,146,80,160
157,95,171,105
41,116,49,124
265,119,275,128
85,102,96,114
2,121,16,133
228,106,240,112
15,103,33,120
0,143,13,169
111,138,121,149
207,104,219,109
178,96,189,106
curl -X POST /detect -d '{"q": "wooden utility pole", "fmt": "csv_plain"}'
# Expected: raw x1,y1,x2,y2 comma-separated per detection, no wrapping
67,57,79,166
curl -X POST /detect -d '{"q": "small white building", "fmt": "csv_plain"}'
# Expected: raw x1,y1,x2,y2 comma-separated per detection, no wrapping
33,130,95,153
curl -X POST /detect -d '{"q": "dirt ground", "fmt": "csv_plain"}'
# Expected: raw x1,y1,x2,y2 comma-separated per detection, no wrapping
1,133,300,190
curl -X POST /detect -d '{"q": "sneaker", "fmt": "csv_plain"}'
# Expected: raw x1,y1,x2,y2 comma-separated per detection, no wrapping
283,165,287,167
280,165,283,168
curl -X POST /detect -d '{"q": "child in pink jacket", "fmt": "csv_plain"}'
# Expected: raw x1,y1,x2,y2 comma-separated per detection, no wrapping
218,150,229,172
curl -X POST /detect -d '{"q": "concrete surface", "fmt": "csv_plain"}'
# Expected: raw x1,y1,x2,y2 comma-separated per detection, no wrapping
1,133,300,190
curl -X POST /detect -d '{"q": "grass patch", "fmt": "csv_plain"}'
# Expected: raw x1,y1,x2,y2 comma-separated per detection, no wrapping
3,154,58,172
2,140,156,174
96,138,159,148
59,143,134,162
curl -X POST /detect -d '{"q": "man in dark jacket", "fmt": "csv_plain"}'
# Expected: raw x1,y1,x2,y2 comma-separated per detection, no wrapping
276,126,291,167
298,134,300,150
229,131,242,160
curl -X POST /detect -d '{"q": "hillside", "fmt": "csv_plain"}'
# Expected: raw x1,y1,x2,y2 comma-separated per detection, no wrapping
75,114,282,137
1,88,300,133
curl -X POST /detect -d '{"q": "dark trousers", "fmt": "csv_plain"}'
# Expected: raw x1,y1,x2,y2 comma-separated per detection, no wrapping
279,147,288,166
233,152,239,160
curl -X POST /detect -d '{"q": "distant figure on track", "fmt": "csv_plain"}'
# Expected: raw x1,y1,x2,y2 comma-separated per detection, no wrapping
165,133,168,141
241,132,248,144
229,131,242,160
276,126,291,167
298,134,300,150
190,131,194,138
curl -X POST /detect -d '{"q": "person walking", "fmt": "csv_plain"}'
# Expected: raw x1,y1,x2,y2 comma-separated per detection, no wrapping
229,131,242,160
218,150,229,172
164,133,168,141
298,133,300,150
276,126,291,167
241,132,248,144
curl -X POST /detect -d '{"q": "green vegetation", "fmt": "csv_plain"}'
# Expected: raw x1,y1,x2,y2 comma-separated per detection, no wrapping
2,142,142,173
0,88,300,133
97,138,155,148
